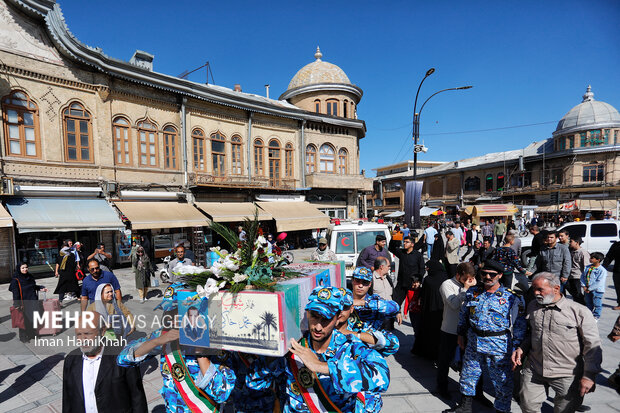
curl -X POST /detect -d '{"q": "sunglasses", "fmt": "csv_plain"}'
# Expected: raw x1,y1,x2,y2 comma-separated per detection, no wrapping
88,267,101,273
481,271,500,278
353,279,371,286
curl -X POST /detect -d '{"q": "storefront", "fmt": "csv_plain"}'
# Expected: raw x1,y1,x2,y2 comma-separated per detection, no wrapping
5,197,125,276
113,201,211,262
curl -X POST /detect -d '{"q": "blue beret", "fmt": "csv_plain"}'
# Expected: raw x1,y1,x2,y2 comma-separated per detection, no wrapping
352,266,372,282
305,286,344,319
153,282,187,311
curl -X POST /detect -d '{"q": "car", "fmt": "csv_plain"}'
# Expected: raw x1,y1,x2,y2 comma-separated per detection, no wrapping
325,220,393,279
558,220,620,254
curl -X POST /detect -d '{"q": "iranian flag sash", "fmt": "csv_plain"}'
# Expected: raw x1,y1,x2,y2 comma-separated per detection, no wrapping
287,337,365,413
163,342,218,413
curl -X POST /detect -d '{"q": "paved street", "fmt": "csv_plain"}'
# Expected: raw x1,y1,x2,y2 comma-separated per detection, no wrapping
1,251,619,412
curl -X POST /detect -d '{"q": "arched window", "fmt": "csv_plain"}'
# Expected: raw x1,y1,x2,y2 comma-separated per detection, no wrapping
211,131,226,176
326,99,338,116
163,125,178,169
137,119,158,167
192,128,206,172
351,102,355,118
63,102,92,162
285,143,294,178
113,116,131,165
343,99,348,118
2,90,40,158
305,144,317,173
254,139,265,176
231,135,243,175
338,148,348,174
314,99,321,113
319,143,335,173
268,139,281,186
497,172,505,191
485,173,493,192
464,176,480,192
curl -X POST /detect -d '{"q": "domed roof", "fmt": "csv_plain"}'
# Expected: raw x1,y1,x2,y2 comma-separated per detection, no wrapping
287,47,351,90
554,86,620,136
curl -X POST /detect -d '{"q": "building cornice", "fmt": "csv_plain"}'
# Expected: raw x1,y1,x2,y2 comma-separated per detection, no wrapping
4,0,366,136
279,83,363,102
552,122,620,137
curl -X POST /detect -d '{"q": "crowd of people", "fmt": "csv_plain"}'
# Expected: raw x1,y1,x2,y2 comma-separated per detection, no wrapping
7,218,620,412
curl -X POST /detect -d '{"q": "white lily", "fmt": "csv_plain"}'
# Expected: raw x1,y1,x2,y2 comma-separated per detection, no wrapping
223,256,239,271
233,273,248,283
196,278,223,298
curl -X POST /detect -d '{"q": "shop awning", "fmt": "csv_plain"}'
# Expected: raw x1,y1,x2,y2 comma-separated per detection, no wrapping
5,197,124,233
577,199,617,211
114,201,210,230
385,210,405,218
472,204,519,217
463,206,474,215
195,202,272,222
257,201,330,232
0,204,13,227
420,207,439,216
534,205,558,213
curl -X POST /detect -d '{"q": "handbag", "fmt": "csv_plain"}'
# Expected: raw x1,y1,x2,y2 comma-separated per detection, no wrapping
10,279,25,329
75,268,85,281
150,273,160,287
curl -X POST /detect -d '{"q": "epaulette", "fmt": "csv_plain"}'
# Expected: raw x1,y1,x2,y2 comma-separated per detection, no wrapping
505,288,523,297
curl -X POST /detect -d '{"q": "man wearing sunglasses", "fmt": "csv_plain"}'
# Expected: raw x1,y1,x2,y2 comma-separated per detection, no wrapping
445,260,526,413
80,259,122,311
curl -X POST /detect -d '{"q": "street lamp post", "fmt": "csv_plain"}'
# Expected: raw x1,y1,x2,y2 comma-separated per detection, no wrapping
410,69,472,228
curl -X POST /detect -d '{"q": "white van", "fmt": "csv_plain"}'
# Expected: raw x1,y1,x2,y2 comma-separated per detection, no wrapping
558,220,620,254
326,221,392,278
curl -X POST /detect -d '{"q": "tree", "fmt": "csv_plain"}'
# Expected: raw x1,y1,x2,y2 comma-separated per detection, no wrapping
260,311,277,340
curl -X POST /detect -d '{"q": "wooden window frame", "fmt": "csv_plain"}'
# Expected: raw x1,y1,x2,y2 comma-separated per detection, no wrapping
285,143,294,178
62,101,93,163
314,99,321,113
211,131,226,177
231,135,243,175
343,99,348,118
583,163,604,183
163,125,179,170
497,172,505,191
485,173,493,192
192,128,207,172
305,144,317,173
2,90,41,159
254,139,265,176
319,143,336,173
338,148,348,174
326,99,338,116
112,116,132,166
137,118,159,167
268,139,281,185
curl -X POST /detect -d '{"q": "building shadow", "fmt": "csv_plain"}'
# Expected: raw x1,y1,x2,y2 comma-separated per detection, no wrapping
0,353,64,404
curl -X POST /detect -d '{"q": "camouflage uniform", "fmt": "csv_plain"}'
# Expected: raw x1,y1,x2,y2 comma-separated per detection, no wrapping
117,328,236,412
457,286,526,413
228,352,276,413
352,267,400,330
117,282,236,412
246,286,390,413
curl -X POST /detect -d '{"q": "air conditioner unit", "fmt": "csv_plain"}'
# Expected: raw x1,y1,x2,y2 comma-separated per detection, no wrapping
0,177,14,196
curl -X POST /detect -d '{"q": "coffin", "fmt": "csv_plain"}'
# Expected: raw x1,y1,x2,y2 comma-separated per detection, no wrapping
178,261,346,356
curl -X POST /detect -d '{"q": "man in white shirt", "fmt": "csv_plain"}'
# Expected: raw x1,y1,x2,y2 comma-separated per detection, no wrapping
62,311,147,412
424,224,438,259
436,262,476,399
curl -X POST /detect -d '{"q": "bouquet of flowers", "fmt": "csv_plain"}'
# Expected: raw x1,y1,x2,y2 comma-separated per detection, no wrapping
175,209,300,293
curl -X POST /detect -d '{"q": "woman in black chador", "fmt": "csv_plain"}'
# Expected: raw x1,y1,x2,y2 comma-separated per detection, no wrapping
9,262,47,342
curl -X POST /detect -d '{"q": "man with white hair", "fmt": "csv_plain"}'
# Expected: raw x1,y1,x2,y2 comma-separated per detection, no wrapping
511,272,602,413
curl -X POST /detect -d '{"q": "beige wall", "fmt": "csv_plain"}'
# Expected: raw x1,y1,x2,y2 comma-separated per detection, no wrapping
289,91,358,119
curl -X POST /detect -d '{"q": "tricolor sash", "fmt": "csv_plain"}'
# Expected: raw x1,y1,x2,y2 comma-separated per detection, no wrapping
287,337,364,413
164,342,218,413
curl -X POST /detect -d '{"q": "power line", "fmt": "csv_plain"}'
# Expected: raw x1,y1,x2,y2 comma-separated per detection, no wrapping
421,120,558,136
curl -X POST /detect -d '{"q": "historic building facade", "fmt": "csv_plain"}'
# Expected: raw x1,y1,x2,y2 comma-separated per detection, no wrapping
372,86,620,220
0,0,372,279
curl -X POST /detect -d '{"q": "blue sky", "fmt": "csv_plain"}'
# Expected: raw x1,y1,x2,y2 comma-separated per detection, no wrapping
57,0,619,176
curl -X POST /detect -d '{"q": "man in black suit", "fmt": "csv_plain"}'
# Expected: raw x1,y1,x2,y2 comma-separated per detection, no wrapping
62,312,147,413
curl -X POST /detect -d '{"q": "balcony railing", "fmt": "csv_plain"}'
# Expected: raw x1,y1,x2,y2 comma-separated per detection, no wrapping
190,173,296,190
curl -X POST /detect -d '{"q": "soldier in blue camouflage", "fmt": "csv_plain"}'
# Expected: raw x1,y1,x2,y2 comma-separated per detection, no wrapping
445,260,526,413
337,288,399,413
226,352,277,413
246,286,390,412
352,267,401,330
117,283,236,412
